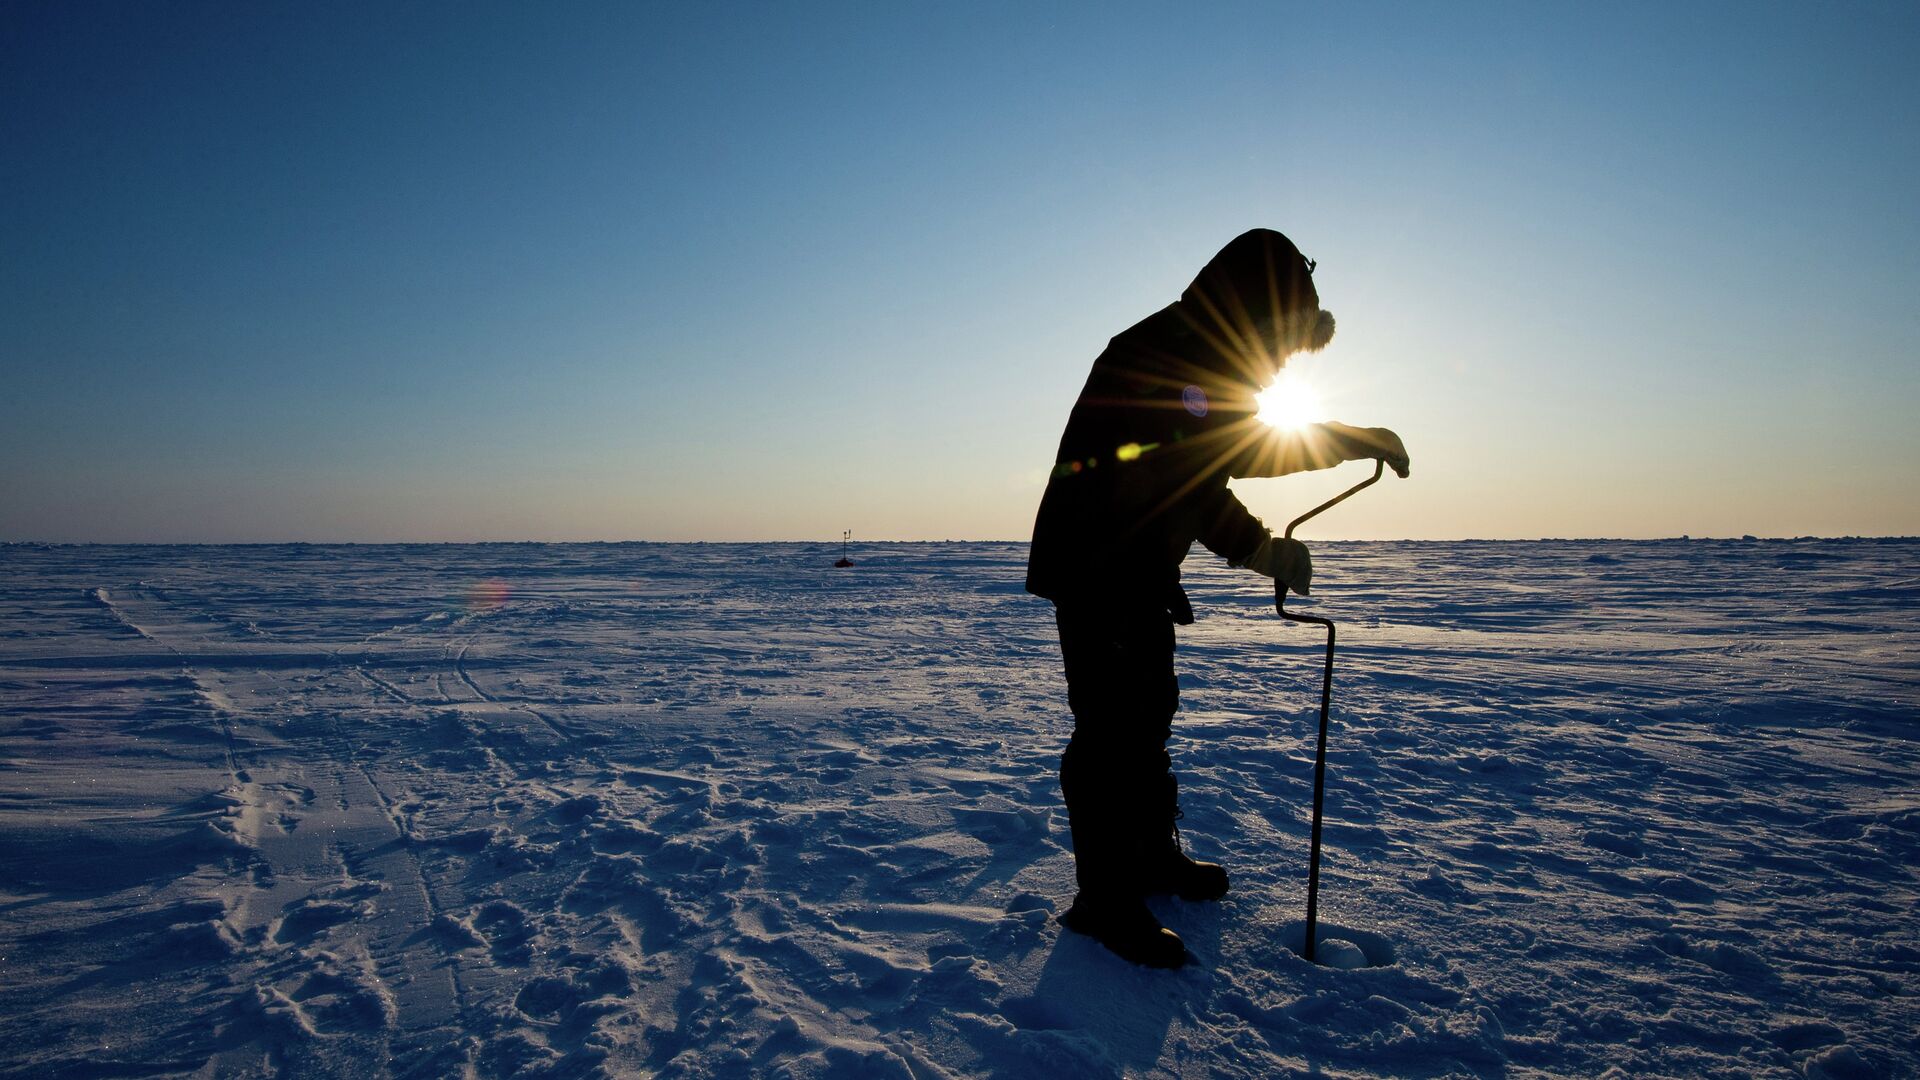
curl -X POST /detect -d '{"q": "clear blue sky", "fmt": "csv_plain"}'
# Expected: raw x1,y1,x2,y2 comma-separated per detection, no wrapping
4,2,1916,541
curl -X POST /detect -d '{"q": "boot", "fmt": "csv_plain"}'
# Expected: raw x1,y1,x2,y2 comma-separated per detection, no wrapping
1137,769,1229,901
1058,893,1188,969
1142,842,1230,902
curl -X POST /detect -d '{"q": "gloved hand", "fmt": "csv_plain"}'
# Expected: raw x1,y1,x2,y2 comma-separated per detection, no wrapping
1322,422,1410,478
1239,535,1313,596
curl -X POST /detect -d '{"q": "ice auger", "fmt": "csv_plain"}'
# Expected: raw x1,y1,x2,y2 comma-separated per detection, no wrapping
1276,459,1385,964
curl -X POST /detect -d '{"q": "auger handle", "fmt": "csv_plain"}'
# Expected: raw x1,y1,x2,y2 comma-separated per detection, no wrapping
1284,459,1386,540
1277,459,1384,615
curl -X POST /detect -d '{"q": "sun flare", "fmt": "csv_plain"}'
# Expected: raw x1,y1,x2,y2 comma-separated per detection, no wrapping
1255,372,1325,430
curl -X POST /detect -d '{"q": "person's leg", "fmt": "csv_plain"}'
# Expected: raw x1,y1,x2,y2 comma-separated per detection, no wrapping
1056,602,1229,905
1053,602,1186,967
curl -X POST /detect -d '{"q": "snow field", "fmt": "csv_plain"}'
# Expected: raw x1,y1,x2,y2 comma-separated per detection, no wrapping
0,539,1914,1078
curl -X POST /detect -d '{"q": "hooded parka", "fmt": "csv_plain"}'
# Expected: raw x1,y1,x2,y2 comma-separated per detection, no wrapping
1025,229,1342,619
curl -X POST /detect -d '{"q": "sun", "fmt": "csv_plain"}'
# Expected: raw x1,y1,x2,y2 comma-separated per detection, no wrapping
1255,371,1325,430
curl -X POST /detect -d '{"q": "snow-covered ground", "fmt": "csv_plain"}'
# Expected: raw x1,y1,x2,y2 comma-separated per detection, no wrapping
0,539,1914,1078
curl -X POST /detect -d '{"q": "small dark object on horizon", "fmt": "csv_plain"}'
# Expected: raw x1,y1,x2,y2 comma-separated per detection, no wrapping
834,529,854,568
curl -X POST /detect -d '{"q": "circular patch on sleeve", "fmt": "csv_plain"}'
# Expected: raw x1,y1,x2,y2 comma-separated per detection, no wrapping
1182,385,1209,417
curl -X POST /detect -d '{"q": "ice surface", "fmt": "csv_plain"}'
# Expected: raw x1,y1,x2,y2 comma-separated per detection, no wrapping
0,539,1915,1077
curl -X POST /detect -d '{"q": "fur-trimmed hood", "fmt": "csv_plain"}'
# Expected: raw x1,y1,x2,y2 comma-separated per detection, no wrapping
1179,228,1335,365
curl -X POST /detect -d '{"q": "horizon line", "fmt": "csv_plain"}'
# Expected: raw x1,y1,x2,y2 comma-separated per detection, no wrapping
6,534,1917,548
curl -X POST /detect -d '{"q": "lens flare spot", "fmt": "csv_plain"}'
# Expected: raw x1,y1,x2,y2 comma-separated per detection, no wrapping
1182,385,1209,417
1256,372,1326,431
1116,443,1142,463
466,579,509,613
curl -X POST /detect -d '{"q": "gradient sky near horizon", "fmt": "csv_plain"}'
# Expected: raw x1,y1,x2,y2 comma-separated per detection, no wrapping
4,2,1917,543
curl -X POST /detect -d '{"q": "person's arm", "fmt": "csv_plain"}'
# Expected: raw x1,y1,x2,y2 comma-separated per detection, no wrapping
1227,421,1410,480
1194,486,1268,566
1195,486,1315,594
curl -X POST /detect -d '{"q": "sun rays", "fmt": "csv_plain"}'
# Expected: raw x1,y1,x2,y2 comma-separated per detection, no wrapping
1256,371,1326,431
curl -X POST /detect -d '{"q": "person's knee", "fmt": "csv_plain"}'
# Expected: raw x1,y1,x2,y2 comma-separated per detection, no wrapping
1062,734,1176,803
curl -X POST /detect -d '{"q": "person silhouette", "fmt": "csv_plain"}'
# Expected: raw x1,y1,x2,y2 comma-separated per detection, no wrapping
1027,228,1410,968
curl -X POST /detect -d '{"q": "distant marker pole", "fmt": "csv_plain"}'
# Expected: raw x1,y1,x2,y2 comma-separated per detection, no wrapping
834,530,854,568
1276,459,1384,964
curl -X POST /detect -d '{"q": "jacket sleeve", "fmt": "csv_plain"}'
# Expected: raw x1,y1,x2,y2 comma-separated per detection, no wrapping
1194,485,1268,565
1225,422,1359,479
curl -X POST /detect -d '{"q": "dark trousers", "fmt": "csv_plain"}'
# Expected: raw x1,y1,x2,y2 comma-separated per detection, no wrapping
1054,601,1181,896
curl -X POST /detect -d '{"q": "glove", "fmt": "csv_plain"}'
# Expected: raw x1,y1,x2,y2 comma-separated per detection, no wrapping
1239,535,1313,596
1322,422,1410,478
